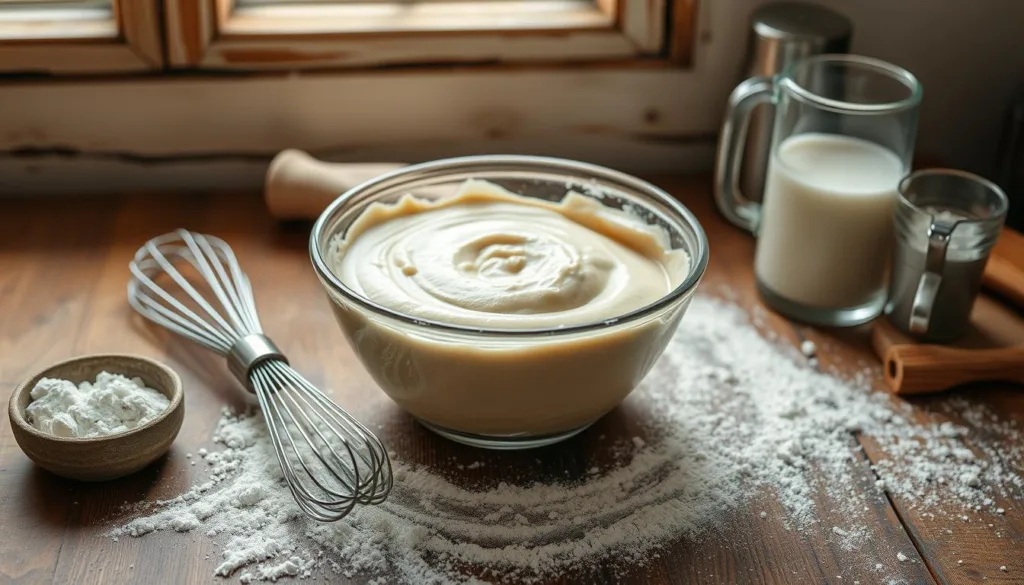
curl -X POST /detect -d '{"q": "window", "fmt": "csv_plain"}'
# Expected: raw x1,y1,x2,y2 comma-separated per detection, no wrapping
0,0,702,195
0,0,695,72
0,0,162,73
165,0,695,69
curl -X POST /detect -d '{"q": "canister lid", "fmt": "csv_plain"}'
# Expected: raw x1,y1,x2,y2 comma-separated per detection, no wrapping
751,1,853,45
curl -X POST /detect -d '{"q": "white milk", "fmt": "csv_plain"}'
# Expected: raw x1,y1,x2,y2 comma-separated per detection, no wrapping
755,133,905,309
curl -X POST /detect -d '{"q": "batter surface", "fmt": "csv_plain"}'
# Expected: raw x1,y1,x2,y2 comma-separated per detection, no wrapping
331,180,688,328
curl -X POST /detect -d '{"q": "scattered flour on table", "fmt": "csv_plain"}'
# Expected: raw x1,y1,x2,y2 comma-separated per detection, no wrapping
25,371,170,438
113,296,1024,582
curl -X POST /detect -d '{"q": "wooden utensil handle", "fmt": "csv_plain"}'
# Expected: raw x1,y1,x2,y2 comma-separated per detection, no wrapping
264,149,406,220
884,343,1024,395
982,227,1024,310
983,254,1024,310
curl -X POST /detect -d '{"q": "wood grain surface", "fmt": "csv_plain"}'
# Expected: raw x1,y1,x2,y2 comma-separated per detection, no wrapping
1,177,1021,584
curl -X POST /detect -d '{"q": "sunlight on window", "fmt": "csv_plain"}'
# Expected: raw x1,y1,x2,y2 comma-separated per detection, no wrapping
0,0,111,22
0,0,109,7
237,0,526,5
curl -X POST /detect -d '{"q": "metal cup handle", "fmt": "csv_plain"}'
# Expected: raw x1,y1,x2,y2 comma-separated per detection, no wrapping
714,76,775,235
908,221,954,335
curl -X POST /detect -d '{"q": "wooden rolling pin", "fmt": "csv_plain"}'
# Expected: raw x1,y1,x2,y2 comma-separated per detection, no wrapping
872,319,1024,395
265,149,405,220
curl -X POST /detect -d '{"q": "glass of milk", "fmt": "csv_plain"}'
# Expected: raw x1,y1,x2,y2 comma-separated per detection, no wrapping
715,54,922,326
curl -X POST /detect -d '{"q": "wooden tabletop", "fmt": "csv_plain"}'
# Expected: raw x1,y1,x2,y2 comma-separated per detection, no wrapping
1,177,1022,584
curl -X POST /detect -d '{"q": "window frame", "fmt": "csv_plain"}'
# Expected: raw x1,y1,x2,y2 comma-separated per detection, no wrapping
0,1,163,74
165,0,695,70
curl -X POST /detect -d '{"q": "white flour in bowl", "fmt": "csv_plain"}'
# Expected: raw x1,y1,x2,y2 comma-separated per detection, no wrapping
113,296,1023,582
26,371,169,438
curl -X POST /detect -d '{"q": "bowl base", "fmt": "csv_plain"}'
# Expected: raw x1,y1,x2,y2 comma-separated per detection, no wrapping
416,418,596,450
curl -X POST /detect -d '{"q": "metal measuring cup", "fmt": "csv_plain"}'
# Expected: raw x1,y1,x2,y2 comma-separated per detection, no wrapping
886,169,1009,342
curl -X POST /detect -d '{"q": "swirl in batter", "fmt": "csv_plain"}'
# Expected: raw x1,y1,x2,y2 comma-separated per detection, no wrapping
331,180,688,328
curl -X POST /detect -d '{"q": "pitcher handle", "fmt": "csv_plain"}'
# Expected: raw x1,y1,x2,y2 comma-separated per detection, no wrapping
909,222,954,335
714,76,775,235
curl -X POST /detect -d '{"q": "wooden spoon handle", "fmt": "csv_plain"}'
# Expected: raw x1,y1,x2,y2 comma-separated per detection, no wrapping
884,343,1024,395
983,254,1024,310
983,227,1024,310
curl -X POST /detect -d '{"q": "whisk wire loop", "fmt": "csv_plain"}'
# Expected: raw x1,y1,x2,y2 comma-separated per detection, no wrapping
187,232,264,338
127,229,392,523
130,260,234,352
150,238,242,344
264,364,360,494
129,238,240,353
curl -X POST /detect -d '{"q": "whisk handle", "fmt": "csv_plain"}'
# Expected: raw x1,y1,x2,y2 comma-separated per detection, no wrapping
228,334,288,392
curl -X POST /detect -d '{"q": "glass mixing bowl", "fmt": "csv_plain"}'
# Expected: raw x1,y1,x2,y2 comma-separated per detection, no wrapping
310,155,709,449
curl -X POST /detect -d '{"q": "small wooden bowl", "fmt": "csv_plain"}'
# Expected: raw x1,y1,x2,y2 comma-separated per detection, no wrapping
8,354,184,481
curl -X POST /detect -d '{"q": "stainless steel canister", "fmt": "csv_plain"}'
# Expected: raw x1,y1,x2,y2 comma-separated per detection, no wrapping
736,2,853,204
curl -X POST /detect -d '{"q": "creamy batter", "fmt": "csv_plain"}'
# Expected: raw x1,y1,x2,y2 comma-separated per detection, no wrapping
326,180,694,437
333,180,687,328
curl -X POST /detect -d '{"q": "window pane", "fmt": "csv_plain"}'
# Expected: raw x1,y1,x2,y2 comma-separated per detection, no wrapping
0,0,113,41
0,0,109,7
0,0,111,22
237,0,352,3
228,0,609,36
237,0,528,5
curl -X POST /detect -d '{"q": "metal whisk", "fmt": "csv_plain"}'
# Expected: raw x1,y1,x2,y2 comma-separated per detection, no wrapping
127,229,392,522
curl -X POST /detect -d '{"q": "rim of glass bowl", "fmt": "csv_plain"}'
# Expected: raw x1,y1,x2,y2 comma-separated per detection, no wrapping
308,155,710,337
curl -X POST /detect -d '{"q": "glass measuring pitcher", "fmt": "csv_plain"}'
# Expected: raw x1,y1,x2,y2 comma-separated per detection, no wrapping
887,169,1009,342
715,54,922,326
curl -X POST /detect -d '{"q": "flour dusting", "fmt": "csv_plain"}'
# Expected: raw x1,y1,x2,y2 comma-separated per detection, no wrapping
113,296,1023,582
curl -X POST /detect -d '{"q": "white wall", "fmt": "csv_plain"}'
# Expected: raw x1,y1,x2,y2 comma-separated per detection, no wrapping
705,0,1024,174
